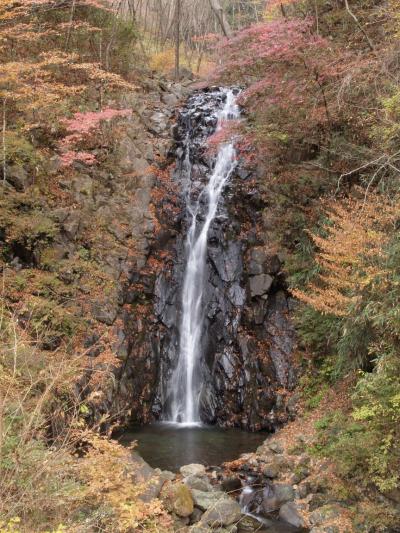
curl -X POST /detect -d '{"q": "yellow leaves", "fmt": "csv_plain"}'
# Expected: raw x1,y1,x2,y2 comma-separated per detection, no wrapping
71,62,138,91
295,193,399,317
0,1,136,121
0,516,21,533
76,434,172,532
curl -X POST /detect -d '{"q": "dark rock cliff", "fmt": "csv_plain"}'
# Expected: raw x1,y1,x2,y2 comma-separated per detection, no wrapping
111,88,297,431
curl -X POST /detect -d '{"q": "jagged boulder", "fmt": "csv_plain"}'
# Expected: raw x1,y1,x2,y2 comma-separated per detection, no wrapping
279,502,306,528
191,490,227,512
200,496,242,527
248,273,273,297
262,483,295,513
160,481,194,518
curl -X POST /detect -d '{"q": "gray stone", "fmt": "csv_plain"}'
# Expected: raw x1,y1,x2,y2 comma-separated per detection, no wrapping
62,213,81,240
128,452,155,481
160,481,194,518
200,496,242,527
248,248,281,276
6,165,29,191
192,490,226,512
181,464,207,478
190,507,204,524
162,92,179,106
157,469,176,482
71,175,93,199
150,112,168,133
279,502,306,528
108,222,131,243
249,274,273,297
274,483,295,503
92,301,118,325
252,299,268,325
262,483,295,513
139,473,169,503
184,475,213,492
268,440,284,454
228,283,246,307
262,462,280,479
296,481,312,499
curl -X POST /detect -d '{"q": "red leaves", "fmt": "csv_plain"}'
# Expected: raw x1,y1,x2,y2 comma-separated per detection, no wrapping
59,108,132,167
213,13,334,158
61,108,131,138
60,151,96,167
218,18,327,77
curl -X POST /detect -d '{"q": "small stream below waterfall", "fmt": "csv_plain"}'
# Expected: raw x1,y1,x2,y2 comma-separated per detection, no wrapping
119,425,305,532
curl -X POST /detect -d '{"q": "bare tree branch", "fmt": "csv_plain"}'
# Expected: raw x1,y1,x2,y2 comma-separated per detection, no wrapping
344,0,374,51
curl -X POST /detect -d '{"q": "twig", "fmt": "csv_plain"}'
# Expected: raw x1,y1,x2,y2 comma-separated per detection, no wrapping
335,154,386,195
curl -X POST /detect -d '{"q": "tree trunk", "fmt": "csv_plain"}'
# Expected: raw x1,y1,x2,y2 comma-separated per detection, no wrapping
2,99,6,184
175,0,181,80
208,0,232,38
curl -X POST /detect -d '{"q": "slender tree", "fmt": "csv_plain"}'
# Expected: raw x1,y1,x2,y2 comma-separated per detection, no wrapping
175,0,181,79
208,0,231,37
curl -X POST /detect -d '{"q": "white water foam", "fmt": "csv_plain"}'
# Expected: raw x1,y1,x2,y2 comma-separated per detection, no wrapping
168,89,240,425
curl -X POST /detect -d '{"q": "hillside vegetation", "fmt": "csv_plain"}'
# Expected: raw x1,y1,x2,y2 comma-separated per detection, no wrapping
0,1,173,531
215,0,400,529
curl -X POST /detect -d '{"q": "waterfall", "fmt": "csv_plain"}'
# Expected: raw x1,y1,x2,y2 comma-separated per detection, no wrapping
167,89,240,425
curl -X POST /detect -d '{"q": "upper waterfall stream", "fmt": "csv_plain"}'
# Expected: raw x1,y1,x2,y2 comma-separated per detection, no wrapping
165,89,240,425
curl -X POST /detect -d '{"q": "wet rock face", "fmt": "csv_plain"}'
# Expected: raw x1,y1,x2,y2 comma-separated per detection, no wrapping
147,88,297,430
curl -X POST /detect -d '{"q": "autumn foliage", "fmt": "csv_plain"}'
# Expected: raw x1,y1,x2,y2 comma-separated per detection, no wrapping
0,0,138,175
293,194,399,317
215,15,333,158
59,108,132,166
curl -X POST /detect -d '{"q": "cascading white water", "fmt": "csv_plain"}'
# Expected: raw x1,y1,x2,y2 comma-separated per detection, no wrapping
168,89,240,425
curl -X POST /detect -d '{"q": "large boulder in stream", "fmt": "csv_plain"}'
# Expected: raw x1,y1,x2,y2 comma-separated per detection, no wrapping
192,489,227,511
279,502,306,528
262,483,295,513
181,463,214,492
160,481,194,517
181,464,207,477
200,495,242,527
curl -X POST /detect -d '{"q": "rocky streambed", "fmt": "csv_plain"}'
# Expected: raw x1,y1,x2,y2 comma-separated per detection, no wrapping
121,430,349,533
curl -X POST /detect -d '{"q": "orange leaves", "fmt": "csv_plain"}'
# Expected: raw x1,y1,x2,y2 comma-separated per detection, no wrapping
0,0,137,126
293,194,399,317
78,433,172,532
